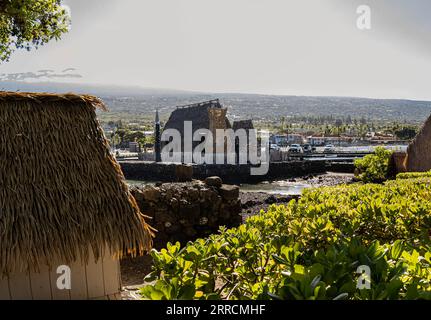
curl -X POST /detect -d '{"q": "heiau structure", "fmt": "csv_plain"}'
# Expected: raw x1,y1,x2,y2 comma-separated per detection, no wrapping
0,92,153,300
163,99,230,142
232,119,254,132
404,114,431,172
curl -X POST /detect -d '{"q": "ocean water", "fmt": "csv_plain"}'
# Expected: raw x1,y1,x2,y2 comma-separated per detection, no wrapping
239,181,309,195
127,179,308,196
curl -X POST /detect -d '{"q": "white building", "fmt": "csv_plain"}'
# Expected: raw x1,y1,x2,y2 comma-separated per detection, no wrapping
288,134,305,144
308,136,326,146
270,134,289,146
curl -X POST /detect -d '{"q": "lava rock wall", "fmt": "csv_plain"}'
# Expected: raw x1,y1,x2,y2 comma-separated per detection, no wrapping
130,177,242,248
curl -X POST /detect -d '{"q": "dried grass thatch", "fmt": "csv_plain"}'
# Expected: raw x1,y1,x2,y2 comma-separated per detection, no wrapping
232,120,254,131
163,99,231,151
0,91,154,277
404,114,431,172
164,99,227,134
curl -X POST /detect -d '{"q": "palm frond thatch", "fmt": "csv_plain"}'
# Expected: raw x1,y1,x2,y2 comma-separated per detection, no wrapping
0,91,154,277
232,120,254,131
162,99,231,150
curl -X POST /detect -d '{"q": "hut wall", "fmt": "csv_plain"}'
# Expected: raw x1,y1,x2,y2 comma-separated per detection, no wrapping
391,152,407,174
0,248,121,300
405,116,431,172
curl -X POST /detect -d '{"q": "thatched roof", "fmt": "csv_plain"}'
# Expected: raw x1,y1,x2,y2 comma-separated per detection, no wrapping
163,99,231,146
232,120,254,131
0,91,153,276
405,114,431,172
164,99,229,131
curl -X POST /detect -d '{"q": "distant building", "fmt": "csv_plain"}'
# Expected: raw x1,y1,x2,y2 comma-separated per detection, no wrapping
162,99,231,162
233,119,257,159
324,136,342,144
233,119,255,146
308,136,326,146
129,141,141,152
371,133,396,142
307,136,353,146
270,133,305,146
270,134,289,146
232,119,254,132
288,134,305,145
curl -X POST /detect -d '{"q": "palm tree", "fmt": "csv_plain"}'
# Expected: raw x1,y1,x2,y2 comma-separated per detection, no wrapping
335,119,343,146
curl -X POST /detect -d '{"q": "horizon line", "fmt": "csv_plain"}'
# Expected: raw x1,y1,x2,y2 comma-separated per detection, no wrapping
1,80,431,103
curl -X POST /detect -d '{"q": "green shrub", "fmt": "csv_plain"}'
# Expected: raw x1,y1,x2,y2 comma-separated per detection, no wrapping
397,171,431,180
354,147,393,183
140,177,431,300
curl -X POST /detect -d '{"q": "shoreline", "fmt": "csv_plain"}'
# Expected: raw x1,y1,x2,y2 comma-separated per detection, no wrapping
239,172,355,218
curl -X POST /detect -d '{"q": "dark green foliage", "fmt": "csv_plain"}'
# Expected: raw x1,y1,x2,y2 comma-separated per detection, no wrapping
0,0,70,62
397,171,431,180
355,147,393,183
394,127,418,140
140,177,431,300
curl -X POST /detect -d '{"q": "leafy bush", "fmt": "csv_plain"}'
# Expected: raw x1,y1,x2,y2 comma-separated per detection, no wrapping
354,147,393,183
140,177,431,300
394,127,417,140
397,171,431,180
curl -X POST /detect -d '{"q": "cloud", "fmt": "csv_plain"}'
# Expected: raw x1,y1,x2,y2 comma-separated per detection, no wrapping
62,68,77,73
0,69,82,81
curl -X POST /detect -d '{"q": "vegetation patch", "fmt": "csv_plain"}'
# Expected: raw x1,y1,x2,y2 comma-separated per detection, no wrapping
354,147,393,183
397,171,431,180
140,177,431,300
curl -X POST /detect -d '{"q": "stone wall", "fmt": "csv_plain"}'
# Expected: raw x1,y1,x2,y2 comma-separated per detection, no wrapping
130,177,241,249
120,160,329,184
326,162,355,173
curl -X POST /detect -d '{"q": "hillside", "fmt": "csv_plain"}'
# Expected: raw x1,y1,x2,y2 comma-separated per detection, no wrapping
1,81,430,123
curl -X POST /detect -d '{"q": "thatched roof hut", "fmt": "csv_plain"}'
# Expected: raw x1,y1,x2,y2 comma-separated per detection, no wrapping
162,99,231,160
163,99,231,136
404,114,431,172
232,120,254,131
0,92,153,299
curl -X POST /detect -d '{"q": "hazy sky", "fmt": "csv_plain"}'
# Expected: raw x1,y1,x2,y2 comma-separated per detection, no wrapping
1,0,431,100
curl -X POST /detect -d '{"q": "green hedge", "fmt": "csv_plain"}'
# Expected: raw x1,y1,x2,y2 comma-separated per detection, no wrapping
354,147,393,183
141,178,431,300
397,171,431,180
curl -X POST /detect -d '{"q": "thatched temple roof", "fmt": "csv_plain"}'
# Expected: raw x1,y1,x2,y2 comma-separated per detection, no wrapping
232,119,254,131
0,91,153,276
163,99,231,134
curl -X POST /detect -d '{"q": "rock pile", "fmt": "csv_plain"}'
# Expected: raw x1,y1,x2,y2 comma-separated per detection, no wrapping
130,177,242,248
